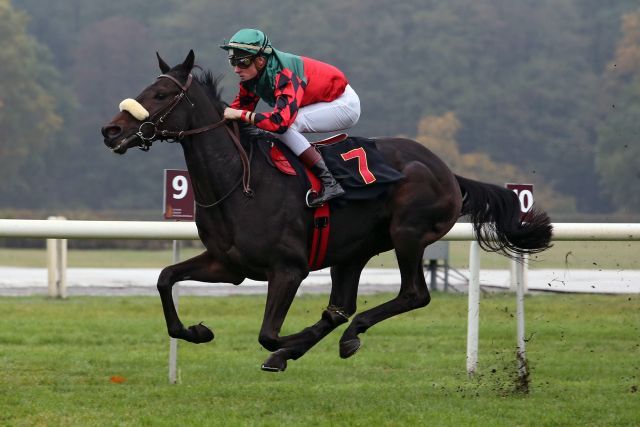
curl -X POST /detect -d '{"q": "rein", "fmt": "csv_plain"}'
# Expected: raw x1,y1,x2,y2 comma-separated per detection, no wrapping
195,140,254,208
128,73,253,198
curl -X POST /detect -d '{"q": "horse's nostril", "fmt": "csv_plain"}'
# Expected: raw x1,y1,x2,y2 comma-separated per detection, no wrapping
101,124,122,138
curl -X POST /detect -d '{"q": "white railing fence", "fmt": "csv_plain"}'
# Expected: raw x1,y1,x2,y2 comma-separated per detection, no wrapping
2,218,639,241
1,218,639,380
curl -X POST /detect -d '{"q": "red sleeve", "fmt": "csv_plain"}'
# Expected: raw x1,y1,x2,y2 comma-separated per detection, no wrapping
230,82,260,111
253,69,306,134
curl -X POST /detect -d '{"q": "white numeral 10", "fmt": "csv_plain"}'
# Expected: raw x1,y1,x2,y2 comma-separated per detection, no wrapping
513,189,533,213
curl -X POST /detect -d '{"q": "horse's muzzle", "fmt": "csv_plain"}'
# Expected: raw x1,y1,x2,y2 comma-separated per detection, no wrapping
101,123,138,154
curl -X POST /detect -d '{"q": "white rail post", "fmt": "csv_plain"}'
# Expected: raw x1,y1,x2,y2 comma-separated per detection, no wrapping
515,254,528,384
466,240,480,376
46,216,67,298
169,239,181,384
510,254,528,293
46,234,57,297
522,253,528,292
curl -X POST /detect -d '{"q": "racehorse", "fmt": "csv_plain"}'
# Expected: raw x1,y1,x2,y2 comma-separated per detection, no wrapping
101,50,552,371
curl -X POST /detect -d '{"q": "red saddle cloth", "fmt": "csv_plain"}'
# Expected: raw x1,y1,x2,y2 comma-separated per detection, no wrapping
269,133,348,176
269,144,297,176
268,134,348,271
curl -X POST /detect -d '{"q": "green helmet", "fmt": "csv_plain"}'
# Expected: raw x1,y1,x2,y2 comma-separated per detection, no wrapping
220,28,273,58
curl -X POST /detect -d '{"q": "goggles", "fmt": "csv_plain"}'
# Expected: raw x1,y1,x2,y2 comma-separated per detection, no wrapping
229,55,254,69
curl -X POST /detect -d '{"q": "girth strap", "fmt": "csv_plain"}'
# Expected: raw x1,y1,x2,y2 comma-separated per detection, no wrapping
306,170,331,270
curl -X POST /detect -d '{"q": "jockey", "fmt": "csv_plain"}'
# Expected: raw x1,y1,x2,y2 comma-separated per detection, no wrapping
220,28,361,207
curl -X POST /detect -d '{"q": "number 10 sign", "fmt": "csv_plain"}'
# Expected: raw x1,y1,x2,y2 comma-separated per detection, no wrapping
163,169,195,220
505,183,534,221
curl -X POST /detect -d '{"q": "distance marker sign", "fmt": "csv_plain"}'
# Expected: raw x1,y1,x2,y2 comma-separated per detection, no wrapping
163,169,195,220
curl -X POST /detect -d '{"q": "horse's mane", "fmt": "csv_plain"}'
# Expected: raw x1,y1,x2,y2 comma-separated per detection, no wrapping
195,69,225,115
195,69,267,142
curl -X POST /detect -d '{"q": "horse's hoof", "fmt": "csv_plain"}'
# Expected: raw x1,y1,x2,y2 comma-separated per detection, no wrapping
340,338,361,359
261,349,287,372
186,322,214,344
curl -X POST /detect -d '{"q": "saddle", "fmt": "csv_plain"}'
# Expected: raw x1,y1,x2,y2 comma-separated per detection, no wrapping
267,134,404,200
270,133,349,176
262,133,404,270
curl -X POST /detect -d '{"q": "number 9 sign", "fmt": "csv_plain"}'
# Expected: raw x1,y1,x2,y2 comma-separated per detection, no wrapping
164,169,195,220
505,183,534,220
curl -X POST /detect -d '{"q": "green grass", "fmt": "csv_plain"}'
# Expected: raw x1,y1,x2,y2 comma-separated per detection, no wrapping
0,293,638,426
0,247,206,268
2,240,639,270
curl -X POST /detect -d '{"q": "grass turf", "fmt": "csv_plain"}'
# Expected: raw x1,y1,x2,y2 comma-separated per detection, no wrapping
0,293,638,426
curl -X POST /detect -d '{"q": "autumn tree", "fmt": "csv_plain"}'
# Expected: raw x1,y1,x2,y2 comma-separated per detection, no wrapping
416,112,575,213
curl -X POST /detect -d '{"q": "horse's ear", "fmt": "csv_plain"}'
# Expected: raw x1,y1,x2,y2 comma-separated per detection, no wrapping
182,50,195,72
156,52,171,74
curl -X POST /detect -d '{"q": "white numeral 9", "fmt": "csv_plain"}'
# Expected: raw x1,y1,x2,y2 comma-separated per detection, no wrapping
172,175,188,199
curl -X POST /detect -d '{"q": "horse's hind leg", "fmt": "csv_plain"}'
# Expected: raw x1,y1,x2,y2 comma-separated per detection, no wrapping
339,231,435,358
338,158,460,358
157,251,243,344
260,257,367,371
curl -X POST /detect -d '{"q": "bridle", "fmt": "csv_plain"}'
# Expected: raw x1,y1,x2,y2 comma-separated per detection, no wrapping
124,73,253,199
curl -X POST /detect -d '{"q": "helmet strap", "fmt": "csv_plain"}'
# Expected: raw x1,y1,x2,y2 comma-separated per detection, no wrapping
255,34,270,57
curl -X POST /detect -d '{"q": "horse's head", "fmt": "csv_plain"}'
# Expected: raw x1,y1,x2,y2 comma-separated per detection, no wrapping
101,50,198,154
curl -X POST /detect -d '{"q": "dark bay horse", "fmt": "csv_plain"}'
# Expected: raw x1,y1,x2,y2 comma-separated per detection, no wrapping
101,51,552,371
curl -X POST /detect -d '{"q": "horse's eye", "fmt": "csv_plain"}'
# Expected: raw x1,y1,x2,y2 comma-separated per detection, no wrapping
155,92,168,100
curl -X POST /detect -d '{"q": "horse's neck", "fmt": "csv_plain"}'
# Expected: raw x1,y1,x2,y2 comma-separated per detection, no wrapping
183,139,241,204
179,102,245,202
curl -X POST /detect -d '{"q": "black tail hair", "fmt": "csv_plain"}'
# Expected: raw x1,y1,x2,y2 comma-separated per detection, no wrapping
456,175,553,258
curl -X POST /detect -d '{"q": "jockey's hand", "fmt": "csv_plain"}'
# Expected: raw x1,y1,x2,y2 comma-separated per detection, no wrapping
223,107,243,121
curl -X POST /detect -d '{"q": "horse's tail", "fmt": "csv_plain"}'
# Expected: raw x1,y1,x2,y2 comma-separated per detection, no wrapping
455,175,553,258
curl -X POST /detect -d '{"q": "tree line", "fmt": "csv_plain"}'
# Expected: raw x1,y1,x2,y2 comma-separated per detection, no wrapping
1,0,639,214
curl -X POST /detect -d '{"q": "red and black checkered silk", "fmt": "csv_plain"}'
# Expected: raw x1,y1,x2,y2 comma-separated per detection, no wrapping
230,56,348,134
252,69,306,133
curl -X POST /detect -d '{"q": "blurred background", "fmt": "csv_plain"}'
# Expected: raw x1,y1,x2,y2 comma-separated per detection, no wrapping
1,0,639,222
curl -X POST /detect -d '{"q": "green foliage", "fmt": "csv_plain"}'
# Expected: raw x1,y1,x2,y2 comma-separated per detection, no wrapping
596,9,640,212
4,0,640,213
596,81,640,211
0,1,63,197
10,0,184,210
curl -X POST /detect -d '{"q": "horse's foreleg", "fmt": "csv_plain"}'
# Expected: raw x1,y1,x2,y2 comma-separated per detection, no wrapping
261,257,367,370
257,265,308,371
157,251,243,344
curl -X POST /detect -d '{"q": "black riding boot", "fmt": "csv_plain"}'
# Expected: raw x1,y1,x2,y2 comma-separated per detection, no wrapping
308,159,345,207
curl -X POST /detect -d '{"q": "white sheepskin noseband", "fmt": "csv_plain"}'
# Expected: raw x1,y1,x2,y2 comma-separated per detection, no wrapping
119,98,150,121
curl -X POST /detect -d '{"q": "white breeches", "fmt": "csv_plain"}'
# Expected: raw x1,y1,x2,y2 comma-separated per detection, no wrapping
274,84,361,155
